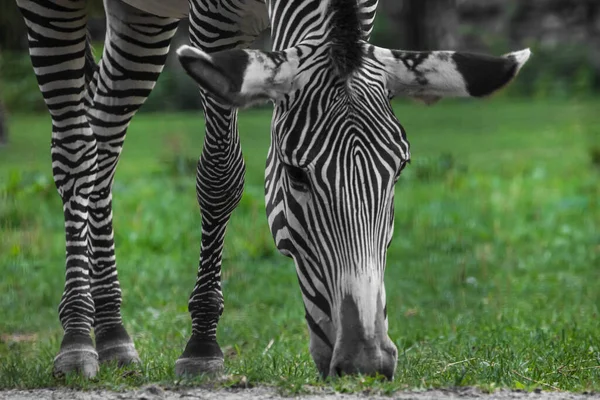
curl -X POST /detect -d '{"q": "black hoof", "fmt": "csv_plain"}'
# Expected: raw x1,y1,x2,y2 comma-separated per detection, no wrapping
53,333,99,378
175,357,224,377
95,325,141,366
175,336,224,377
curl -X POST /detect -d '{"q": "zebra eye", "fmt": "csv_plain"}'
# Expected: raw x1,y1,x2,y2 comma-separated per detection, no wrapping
285,164,310,191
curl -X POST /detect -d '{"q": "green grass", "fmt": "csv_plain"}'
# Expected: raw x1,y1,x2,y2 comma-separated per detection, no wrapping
1,99,599,394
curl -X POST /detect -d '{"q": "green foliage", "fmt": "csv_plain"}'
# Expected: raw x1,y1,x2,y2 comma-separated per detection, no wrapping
142,68,203,113
526,45,598,100
403,153,468,183
0,52,46,113
370,12,397,49
583,112,600,171
0,1,28,51
1,101,599,393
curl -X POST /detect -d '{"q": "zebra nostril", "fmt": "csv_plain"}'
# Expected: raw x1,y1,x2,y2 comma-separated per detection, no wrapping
329,343,397,380
330,360,351,378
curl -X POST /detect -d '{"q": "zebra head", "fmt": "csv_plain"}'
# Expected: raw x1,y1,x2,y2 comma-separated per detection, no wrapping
177,0,530,379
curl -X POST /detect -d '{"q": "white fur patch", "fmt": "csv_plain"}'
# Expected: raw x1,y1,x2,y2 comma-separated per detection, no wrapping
342,271,384,338
241,50,300,101
121,0,188,18
176,45,212,63
504,48,532,73
372,46,478,98
416,52,469,97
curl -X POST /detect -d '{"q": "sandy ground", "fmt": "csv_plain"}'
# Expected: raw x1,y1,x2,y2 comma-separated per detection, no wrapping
1,386,599,400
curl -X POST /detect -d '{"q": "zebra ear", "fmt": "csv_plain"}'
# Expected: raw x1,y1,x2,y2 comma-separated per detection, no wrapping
177,45,299,107
375,47,531,104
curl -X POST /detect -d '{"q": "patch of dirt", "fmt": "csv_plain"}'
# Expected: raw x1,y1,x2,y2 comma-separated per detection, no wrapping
1,386,599,400
0,333,38,344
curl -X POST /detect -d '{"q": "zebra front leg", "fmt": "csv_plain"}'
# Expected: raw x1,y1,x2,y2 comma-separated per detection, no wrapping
173,0,267,377
16,0,100,377
175,98,245,376
87,0,179,366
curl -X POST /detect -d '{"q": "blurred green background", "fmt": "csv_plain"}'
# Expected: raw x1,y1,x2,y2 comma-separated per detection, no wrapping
1,0,600,117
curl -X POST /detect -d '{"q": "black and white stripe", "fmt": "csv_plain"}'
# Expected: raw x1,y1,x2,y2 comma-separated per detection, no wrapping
264,1,407,378
178,0,529,379
19,0,529,380
17,0,268,378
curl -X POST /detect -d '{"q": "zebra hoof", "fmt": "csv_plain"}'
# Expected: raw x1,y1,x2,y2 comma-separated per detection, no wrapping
175,357,224,377
98,341,140,366
175,336,224,377
95,325,141,366
53,334,99,378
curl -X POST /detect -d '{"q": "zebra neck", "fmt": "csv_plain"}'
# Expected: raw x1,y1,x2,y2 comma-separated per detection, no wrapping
268,0,377,50
268,0,328,50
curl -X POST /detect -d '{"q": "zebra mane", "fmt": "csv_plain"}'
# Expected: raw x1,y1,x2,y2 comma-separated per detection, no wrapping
328,0,363,79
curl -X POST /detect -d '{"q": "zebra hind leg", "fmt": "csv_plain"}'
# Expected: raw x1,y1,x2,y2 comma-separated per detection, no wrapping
16,0,99,377
87,0,179,367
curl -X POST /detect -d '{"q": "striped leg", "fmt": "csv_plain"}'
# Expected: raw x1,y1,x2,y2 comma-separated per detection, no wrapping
88,0,179,365
175,0,267,377
17,0,179,376
16,0,100,377
175,97,245,376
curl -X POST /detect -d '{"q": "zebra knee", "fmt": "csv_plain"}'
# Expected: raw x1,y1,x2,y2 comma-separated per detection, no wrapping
50,139,99,204
195,155,246,218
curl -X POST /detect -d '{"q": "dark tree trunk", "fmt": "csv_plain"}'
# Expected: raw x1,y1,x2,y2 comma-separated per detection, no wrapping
0,1,29,51
423,0,459,49
381,0,459,50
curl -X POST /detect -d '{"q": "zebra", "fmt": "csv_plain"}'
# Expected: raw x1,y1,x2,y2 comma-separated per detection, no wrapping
178,0,530,379
17,0,530,379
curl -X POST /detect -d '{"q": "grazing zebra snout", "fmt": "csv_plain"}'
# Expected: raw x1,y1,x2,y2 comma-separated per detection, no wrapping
328,296,397,379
